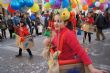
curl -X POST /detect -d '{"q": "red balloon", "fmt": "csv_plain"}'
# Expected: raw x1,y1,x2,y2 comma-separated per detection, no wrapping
8,4,16,13
45,0,49,2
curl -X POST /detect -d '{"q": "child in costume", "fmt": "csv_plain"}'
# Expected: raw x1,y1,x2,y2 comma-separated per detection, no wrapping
42,9,107,73
15,21,33,58
80,12,95,43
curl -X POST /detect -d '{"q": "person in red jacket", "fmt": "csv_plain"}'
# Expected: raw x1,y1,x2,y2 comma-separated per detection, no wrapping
48,12,55,30
81,12,94,43
45,13,107,73
15,21,33,58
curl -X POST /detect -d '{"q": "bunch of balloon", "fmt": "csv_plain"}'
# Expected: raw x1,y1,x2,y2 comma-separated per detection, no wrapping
10,0,34,10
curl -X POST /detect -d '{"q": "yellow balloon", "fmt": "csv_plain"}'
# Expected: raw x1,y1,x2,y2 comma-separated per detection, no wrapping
71,0,80,5
77,0,81,4
2,3,9,8
99,0,105,3
44,2,51,9
92,0,96,2
30,3,39,12
70,0,77,4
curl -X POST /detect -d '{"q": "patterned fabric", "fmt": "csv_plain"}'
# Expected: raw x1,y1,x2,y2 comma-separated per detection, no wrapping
81,23,95,33
16,35,34,49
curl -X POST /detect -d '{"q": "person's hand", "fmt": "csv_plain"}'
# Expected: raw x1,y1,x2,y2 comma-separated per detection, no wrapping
90,68,108,73
47,27,52,30
43,38,51,47
79,15,82,18
88,64,108,73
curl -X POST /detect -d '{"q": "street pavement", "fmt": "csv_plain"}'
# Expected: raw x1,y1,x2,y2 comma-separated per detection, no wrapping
0,29,110,73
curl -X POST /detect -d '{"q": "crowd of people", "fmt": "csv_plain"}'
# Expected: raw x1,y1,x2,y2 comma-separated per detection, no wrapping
0,9,109,42
0,9,109,73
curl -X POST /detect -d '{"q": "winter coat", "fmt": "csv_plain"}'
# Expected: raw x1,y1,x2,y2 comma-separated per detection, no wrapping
95,14,107,29
52,27,92,65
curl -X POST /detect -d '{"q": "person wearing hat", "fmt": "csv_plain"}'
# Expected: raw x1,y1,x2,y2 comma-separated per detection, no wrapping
43,9,107,73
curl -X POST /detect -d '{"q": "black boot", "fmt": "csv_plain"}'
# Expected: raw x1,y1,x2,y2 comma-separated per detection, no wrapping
26,49,33,58
16,48,22,57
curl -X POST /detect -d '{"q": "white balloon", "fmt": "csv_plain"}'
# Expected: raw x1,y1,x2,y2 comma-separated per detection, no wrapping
104,4,108,10
95,1,101,7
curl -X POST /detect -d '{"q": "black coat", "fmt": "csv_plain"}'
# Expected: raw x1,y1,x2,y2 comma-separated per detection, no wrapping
95,14,107,29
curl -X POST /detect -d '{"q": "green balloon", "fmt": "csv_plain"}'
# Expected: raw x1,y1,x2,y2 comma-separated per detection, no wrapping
68,5,72,12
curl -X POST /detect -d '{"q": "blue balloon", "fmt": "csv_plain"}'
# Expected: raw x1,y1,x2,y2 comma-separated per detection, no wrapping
10,0,21,10
19,0,25,7
62,0,69,8
30,14,36,21
24,0,34,7
49,0,55,5
108,3,110,8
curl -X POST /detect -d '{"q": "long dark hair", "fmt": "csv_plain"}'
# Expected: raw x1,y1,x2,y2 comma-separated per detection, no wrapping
66,21,73,31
